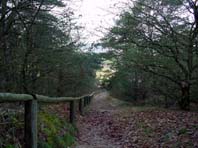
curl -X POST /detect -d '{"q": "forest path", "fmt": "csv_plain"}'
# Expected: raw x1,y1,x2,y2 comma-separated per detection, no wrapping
75,90,125,148
74,91,198,148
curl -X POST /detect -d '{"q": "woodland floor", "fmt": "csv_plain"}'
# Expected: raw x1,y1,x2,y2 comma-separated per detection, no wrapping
75,91,198,148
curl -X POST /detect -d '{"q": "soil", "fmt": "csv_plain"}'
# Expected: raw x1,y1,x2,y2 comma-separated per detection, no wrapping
75,91,198,148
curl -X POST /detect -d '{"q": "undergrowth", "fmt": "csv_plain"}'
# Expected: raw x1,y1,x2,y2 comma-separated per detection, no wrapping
0,104,76,148
38,112,76,148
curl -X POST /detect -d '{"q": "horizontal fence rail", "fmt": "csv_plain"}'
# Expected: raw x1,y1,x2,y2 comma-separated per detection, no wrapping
0,92,95,148
0,93,94,102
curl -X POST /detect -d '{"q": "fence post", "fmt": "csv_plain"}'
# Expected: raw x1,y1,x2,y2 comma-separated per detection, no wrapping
24,100,38,148
87,96,89,105
70,100,76,124
84,96,87,107
79,99,84,115
88,96,91,104
85,97,88,106
90,95,93,103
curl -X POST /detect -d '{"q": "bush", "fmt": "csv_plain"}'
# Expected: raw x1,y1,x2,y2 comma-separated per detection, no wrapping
38,112,76,148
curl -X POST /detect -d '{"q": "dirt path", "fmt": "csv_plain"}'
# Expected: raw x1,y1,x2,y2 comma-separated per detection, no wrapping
75,91,123,148
74,91,198,148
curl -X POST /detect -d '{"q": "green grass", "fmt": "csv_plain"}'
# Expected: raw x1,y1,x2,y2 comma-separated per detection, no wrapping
38,112,76,148
178,128,188,135
137,122,153,136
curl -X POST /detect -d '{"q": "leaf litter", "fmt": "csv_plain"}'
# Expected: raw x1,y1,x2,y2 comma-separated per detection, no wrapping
75,92,198,148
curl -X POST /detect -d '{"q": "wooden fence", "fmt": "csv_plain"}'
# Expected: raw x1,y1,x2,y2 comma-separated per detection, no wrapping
0,92,94,148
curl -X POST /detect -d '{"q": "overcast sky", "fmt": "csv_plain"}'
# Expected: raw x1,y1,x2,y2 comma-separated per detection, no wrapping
74,0,129,44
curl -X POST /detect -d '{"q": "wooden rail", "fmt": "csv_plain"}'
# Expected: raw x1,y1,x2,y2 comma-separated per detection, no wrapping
0,92,94,148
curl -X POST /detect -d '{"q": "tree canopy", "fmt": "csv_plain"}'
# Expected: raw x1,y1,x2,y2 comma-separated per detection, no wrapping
101,0,198,110
0,0,101,96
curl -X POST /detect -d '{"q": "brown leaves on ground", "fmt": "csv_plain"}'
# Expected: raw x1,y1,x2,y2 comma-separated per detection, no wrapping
76,92,198,148
107,110,198,148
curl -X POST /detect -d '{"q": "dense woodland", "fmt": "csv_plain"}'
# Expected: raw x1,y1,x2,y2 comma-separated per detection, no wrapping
0,0,100,97
101,0,198,110
0,0,100,147
0,0,198,147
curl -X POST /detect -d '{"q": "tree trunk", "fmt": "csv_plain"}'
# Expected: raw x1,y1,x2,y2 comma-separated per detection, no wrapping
133,72,138,101
179,81,190,110
57,68,64,96
21,30,33,93
164,96,169,108
0,0,13,91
